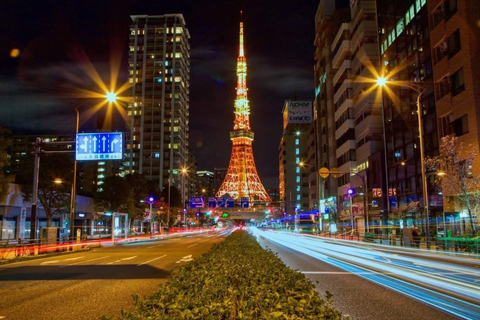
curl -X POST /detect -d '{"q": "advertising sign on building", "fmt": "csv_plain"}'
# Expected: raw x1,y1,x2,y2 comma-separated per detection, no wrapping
286,101,312,124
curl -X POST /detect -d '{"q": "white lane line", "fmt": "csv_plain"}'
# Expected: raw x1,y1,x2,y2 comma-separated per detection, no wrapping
59,256,110,268
121,256,137,260
187,243,198,248
137,255,167,266
147,244,164,248
176,254,193,263
64,256,84,261
40,260,60,265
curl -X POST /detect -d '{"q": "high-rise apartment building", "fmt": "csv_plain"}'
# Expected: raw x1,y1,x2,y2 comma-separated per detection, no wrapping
314,0,351,223
377,0,440,222
330,0,384,231
428,0,480,213
127,14,190,195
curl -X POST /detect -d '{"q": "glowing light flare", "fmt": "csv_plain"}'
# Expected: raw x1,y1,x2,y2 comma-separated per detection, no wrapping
106,92,117,103
377,77,387,86
10,48,20,58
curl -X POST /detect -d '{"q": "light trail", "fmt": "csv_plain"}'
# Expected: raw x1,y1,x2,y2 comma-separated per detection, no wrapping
251,228,480,320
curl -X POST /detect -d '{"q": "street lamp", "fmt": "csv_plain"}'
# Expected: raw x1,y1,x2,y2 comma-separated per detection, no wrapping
425,171,446,249
148,197,155,234
181,167,188,228
377,77,429,247
347,188,354,232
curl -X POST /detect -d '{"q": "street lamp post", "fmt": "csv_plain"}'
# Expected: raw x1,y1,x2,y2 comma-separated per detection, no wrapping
148,197,154,234
377,78,429,248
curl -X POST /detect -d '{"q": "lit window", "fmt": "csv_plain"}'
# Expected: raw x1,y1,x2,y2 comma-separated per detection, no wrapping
176,27,183,34
296,194,300,201
409,5,415,21
296,176,300,183
98,168,105,172
415,0,421,13
175,52,182,58
157,78,162,83
98,162,105,165
296,167,300,173
165,61,169,66
295,148,299,155
175,76,181,82
97,174,105,179
97,181,104,185
396,18,404,36
155,153,160,158
296,186,300,192
295,139,299,145
295,158,299,164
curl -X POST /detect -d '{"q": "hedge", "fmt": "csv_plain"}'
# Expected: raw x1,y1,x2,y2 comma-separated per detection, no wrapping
106,230,342,320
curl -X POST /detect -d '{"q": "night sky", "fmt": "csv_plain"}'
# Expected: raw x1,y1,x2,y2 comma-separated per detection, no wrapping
0,0,319,189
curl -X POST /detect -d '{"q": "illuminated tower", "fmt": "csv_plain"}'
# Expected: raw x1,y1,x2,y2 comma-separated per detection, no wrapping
216,16,271,203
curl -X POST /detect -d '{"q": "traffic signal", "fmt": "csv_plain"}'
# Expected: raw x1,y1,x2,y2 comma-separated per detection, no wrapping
222,212,229,218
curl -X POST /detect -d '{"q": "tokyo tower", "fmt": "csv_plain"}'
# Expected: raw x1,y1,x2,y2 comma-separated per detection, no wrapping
216,15,271,203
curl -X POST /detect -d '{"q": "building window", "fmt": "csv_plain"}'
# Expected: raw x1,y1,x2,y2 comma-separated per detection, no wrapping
295,158,299,164
451,68,465,96
296,167,300,173
436,76,451,99
447,29,461,58
296,186,300,192
295,139,299,145
396,18,405,36
440,113,454,137
296,194,301,201
296,176,300,183
295,148,299,155
451,114,468,137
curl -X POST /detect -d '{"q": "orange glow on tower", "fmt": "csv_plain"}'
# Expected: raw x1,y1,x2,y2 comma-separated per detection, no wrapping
216,16,271,203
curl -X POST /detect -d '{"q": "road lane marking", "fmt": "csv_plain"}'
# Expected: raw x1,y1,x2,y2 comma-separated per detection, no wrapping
64,256,84,261
121,256,137,260
40,260,60,265
137,255,167,266
176,254,193,263
187,243,198,248
147,244,164,248
59,256,110,268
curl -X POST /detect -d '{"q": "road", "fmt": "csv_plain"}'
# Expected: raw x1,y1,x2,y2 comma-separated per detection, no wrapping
0,230,230,320
252,228,480,320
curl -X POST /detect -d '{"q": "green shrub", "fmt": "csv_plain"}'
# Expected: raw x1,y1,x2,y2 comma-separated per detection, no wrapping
109,230,342,320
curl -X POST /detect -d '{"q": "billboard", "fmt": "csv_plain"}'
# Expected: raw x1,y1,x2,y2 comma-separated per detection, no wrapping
286,101,312,124
75,132,123,161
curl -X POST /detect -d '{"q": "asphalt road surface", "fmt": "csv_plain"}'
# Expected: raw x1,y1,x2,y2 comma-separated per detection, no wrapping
0,230,230,320
252,228,480,320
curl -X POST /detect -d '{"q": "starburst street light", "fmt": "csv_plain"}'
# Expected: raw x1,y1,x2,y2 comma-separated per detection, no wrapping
106,91,117,103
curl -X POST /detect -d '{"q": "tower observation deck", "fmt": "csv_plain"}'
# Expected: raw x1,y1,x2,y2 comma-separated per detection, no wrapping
216,15,271,203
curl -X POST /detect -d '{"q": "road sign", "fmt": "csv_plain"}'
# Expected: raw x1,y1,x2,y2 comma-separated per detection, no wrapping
319,167,330,178
216,197,225,207
75,132,123,161
226,198,235,208
190,197,205,208
208,197,216,208
240,197,249,208
372,200,379,207
329,167,343,178
372,188,382,197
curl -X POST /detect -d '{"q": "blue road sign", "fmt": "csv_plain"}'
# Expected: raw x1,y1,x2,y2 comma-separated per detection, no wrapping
75,132,123,161
190,197,205,208
208,197,216,208
216,197,225,207
240,197,249,208
226,198,235,208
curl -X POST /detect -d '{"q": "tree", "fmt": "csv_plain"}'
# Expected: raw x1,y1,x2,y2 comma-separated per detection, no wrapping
94,175,130,213
125,173,149,224
19,154,73,227
425,135,480,234
0,127,14,201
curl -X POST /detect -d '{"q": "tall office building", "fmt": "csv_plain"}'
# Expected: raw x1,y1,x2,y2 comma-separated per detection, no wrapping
127,14,190,194
279,100,313,215
377,0,440,222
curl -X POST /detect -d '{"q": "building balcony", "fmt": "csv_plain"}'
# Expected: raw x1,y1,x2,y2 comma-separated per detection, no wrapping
333,59,352,86
334,98,353,120
336,140,356,158
332,40,351,69
351,43,379,75
355,114,383,140
334,79,353,103
335,119,355,140
331,23,350,52
350,20,377,51
355,140,383,162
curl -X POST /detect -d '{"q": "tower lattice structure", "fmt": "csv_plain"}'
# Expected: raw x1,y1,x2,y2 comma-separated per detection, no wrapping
216,17,271,203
